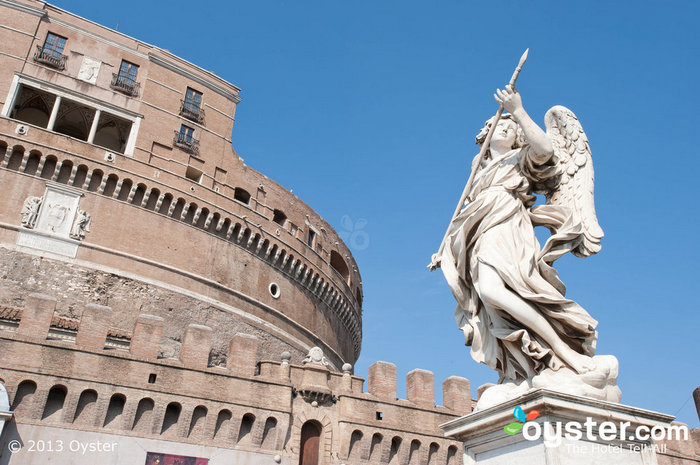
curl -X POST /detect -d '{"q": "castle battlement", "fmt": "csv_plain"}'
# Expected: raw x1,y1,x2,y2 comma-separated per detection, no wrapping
0,291,466,463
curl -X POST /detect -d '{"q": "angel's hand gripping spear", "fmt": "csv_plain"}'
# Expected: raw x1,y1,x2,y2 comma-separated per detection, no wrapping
428,49,529,271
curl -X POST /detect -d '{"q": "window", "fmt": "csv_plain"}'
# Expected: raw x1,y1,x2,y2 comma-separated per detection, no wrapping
34,33,68,69
179,124,194,143
185,166,202,183
42,33,67,59
184,88,202,112
273,209,287,227
111,60,140,96
181,87,205,123
307,229,316,247
234,188,250,204
117,60,138,86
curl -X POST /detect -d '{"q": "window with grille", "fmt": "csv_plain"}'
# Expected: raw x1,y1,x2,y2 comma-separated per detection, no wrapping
117,60,139,87
42,33,67,58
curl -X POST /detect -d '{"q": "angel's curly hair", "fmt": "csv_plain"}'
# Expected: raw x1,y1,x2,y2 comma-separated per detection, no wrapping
476,113,527,149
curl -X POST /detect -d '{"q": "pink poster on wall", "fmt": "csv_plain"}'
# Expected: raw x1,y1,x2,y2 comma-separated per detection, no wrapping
144,452,209,465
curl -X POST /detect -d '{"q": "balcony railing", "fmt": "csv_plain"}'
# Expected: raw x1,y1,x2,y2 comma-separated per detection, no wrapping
173,130,199,155
33,45,67,70
179,100,205,124
110,73,141,97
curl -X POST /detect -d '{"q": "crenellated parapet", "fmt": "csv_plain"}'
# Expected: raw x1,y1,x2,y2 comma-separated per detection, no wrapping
1,292,466,464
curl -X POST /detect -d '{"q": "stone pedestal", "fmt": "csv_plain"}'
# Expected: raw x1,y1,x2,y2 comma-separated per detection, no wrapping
441,389,676,465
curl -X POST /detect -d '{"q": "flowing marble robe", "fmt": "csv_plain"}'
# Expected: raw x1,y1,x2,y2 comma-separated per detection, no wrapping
439,145,598,382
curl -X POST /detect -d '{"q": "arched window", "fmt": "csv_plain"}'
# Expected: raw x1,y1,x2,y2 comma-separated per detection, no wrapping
273,209,287,226
171,198,186,219
131,183,147,206
117,179,133,201
41,385,67,420
234,187,251,205
132,398,155,431
299,420,321,465
158,193,173,215
161,402,181,435
330,251,350,284
145,188,160,210
195,207,209,228
73,389,98,424
103,393,126,428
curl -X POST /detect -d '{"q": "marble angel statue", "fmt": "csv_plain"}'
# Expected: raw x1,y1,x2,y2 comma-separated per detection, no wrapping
432,85,620,408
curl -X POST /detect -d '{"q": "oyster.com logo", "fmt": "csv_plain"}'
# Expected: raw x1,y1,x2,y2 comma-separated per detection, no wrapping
504,406,540,435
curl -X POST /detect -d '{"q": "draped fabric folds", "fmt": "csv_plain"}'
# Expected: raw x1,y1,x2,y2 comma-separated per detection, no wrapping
439,146,598,382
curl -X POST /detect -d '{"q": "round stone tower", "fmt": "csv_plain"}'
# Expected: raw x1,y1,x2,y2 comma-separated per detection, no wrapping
0,0,362,369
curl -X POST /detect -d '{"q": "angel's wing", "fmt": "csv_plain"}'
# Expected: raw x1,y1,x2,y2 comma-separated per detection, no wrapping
544,105,603,258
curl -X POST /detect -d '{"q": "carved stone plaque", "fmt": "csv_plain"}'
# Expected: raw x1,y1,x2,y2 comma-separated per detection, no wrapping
77,56,101,84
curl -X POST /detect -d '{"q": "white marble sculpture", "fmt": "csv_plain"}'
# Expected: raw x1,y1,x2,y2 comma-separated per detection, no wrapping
431,84,620,410
70,209,91,240
20,196,42,229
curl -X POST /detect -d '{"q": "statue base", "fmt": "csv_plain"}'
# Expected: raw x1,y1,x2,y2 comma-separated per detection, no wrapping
441,389,675,465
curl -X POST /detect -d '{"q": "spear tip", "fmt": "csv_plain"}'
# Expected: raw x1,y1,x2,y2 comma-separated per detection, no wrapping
520,48,529,65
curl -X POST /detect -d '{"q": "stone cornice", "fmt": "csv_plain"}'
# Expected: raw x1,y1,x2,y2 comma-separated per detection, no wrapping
0,0,46,18
149,53,242,104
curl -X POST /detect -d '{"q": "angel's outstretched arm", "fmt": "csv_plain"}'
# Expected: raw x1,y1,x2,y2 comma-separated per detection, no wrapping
495,85,553,164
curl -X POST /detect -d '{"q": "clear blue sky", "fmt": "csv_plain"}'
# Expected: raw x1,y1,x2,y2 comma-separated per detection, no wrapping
53,0,699,425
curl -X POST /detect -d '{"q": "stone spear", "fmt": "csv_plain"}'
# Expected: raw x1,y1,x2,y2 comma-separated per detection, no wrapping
430,48,529,270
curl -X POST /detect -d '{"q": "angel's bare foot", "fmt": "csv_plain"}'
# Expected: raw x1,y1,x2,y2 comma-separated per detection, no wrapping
558,348,596,374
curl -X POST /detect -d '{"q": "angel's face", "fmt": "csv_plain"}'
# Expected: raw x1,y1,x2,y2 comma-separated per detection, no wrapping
489,120,518,151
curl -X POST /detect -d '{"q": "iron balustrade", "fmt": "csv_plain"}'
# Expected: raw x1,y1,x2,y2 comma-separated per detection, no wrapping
33,45,67,70
110,73,141,97
173,130,200,155
179,99,205,124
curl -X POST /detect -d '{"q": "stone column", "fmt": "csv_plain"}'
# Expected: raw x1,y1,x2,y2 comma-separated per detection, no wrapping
46,96,62,131
87,109,102,144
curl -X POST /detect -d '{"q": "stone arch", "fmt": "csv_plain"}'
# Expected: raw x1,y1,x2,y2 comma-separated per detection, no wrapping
446,445,458,465
72,164,89,188
87,169,103,192
218,217,231,239
6,145,24,171
132,397,155,432
237,412,255,445
41,384,67,421
428,442,440,465
260,415,279,450
161,401,181,435
145,188,160,210
103,393,126,428
11,379,37,416
102,173,119,196
208,212,221,233
234,187,251,205
213,408,232,440
330,250,350,284
289,411,332,465
56,159,73,183
131,183,147,206
299,420,322,465
171,198,186,219
72,389,98,424
158,193,173,215
116,178,133,201
389,436,403,464
369,432,384,462
39,155,57,179
23,150,42,176
187,405,208,439
347,429,364,461
183,202,198,224
409,438,422,464
195,207,209,228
